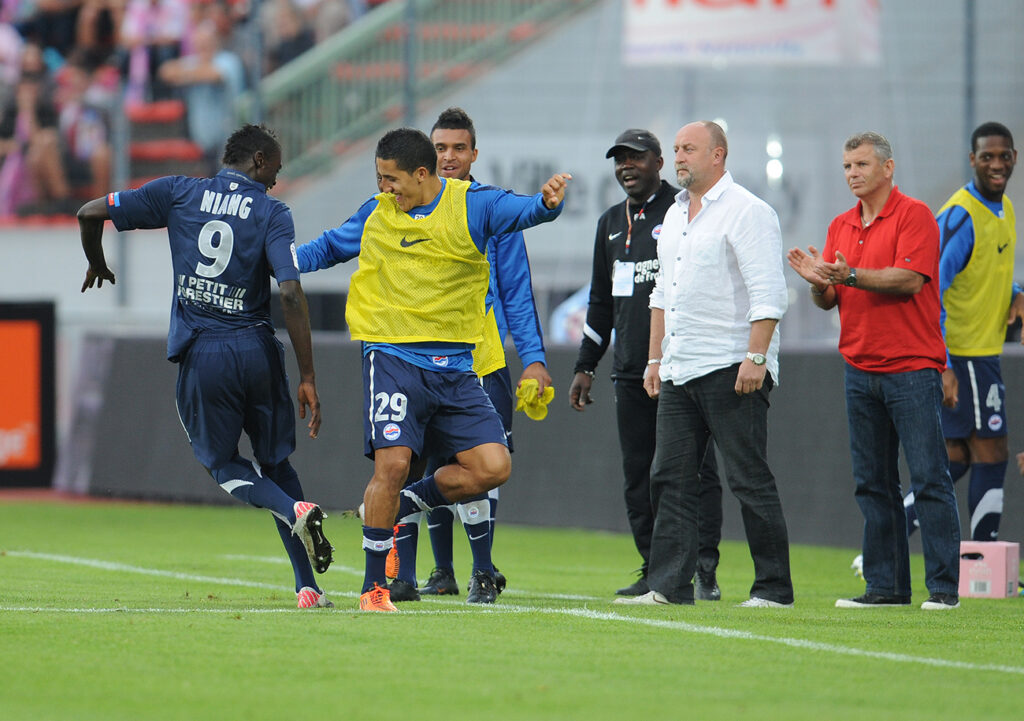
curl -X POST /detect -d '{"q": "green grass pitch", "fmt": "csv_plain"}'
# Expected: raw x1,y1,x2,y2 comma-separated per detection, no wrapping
1,499,1022,720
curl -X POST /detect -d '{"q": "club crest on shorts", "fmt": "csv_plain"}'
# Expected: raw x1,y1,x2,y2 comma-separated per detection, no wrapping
383,423,401,441
652,223,662,239
988,414,1003,432
466,505,480,519
432,355,449,367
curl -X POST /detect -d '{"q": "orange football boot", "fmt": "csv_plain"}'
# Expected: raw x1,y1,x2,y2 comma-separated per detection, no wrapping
359,582,398,612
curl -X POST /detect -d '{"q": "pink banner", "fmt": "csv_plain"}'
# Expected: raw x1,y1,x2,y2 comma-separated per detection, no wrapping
624,0,880,67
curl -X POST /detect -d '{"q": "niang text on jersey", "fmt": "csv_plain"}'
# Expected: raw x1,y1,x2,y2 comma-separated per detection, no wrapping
200,190,254,219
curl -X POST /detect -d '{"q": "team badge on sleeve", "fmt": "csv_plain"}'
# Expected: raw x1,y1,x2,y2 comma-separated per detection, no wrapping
107,192,120,207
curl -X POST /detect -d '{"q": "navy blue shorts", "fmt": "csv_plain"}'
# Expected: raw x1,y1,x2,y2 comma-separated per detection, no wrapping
362,350,507,459
482,365,515,453
942,355,1008,438
175,326,295,469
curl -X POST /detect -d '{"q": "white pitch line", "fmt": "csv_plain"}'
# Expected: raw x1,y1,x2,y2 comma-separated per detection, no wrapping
5,550,594,602
214,555,598,600
8,550,1023,676
6,550,295,593
4,599,1024,676
0,606,479,618
539,606,1024,676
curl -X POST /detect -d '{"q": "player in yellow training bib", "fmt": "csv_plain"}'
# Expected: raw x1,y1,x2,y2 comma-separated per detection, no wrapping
296,127,570,611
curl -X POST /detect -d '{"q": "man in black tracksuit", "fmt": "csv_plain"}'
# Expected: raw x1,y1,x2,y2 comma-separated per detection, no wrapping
569,129,723,599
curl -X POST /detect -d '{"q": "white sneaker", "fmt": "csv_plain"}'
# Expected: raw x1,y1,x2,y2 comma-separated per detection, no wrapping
613,590,671,605
851,554,864,580
738,596,793,608
296,586,333,608
920,593,960,610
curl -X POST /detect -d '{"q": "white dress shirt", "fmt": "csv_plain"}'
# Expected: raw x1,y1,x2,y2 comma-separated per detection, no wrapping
649,171,788,386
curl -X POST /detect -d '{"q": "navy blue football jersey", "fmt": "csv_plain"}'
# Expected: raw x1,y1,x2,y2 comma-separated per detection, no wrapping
107,169,299,361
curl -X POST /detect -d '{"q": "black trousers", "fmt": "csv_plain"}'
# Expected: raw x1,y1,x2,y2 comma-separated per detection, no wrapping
614,378,722,576
646,367,793,604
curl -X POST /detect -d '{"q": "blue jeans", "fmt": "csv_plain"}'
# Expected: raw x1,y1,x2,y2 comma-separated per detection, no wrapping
844,364,960,597
647,365,792,604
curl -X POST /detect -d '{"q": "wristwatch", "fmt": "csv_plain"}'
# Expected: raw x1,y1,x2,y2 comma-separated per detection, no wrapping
844,267,858,287
745,352,766,366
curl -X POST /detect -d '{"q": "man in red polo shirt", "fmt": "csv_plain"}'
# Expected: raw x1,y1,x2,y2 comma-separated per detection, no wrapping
788,131,961,611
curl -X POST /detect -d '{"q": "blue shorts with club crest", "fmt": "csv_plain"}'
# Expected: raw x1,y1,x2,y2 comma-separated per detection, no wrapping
942,355,1008,439
176,326,295,470
362,350,507,459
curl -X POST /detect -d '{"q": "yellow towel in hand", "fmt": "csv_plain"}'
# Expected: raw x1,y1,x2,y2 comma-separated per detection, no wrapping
515,379,555,421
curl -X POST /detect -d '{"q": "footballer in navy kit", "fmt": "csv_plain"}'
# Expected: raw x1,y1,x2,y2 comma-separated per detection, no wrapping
78,124,335,609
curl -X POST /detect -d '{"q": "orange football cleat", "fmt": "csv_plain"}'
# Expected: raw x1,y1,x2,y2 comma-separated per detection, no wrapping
359,582,398,612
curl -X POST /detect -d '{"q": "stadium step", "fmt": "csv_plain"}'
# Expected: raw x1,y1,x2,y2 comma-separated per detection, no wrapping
126,101,207,186
129,139,204,163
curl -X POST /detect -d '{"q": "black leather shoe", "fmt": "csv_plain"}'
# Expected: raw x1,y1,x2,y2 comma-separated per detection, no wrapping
466,571,498,604
615,575,649,596
695,568,721,601
921,593,959,610
835,592,912,608
387,579,421,602
421,566,459,595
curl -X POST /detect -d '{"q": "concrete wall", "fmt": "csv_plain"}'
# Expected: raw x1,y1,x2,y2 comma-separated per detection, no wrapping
58,334,1024,550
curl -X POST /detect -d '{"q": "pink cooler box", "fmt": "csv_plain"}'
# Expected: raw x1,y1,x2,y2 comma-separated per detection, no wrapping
958,541,1020,598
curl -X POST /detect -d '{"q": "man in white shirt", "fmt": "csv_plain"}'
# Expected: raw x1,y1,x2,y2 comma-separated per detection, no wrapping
617,120,794,607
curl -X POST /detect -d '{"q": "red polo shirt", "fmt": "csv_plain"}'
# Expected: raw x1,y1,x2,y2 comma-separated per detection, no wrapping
824,186,946,373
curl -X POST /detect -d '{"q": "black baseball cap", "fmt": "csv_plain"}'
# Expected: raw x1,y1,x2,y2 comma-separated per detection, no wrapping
605,129,661,158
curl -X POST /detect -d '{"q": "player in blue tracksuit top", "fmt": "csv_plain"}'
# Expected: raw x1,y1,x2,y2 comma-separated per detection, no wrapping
296,180,554,380
296,127,568,611
78,124,336,609
902,122,1022,544
382,109,551,604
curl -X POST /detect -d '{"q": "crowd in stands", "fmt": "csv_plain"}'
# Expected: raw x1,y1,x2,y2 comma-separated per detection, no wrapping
0,0,383,221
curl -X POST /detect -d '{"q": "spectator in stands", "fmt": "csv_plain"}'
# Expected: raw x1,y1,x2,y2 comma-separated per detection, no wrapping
157,20,244,168
301,0,353,43
56,50,113,199
75,0,124,65
0,1,34,25
120,0,189,103
265,0,314,74
14,0,84,59
0,21,24,102
191,0,256,82
0,42,76,216
191,0,242,40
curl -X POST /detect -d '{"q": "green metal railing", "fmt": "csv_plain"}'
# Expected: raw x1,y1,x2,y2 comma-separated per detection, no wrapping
237,0,601,178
